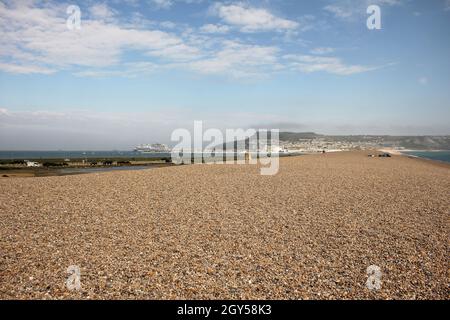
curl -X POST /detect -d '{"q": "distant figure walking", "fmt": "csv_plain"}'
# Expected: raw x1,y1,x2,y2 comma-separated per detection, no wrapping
245,151,252,163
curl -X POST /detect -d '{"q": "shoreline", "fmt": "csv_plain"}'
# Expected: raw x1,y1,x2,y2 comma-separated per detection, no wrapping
377,148,450,166
1,150,449,178
398,153,450,169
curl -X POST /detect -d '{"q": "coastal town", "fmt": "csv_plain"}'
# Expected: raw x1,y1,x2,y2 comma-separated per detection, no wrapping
279,137,383,153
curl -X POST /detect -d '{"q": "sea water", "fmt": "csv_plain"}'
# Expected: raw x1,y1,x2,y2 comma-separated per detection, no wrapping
403,151,450,164
0,151,171,160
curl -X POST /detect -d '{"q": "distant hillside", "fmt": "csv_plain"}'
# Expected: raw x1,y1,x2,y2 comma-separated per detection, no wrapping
279,132,322,141
280,133,450,150
383,136,450,150
218,132,450,151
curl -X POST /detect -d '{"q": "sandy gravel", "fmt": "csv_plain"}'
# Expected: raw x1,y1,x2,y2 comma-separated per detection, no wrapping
0,151,449,299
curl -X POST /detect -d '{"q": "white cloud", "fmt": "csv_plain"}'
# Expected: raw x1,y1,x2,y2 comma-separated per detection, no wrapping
89,3,117,20
324,0,403,21
445,0,450,11
74,62,159,78
284,55,377,75
0,1,377,80
149,0,205,9
0,62,56,75
378,0,403,5
0,1,201,72
160,21,177,29
210,3,299,32
0,1,284,79
149,0,173,10
199,24,230,34
147,43,202,61
323,4,353,19
310,47,335,55
187,40,281,78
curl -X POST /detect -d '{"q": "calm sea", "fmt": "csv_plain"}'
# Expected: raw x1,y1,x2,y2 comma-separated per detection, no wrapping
403,151,450,164
0,151,171,160
4,150,448,163
0,151,270,161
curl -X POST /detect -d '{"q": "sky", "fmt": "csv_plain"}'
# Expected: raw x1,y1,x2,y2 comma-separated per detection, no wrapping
0,0,450,150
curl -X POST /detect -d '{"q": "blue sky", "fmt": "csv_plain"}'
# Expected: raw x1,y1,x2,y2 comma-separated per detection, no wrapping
0,0,450,149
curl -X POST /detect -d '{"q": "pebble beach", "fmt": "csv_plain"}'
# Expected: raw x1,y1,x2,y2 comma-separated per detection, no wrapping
0,151,449,299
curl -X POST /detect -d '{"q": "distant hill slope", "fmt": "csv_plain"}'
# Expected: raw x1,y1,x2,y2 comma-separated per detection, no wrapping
218,132,450,151
280,132,450,150
279,132,322,141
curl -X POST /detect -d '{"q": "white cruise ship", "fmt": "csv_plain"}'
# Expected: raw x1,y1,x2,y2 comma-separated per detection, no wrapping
133,143,171,153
